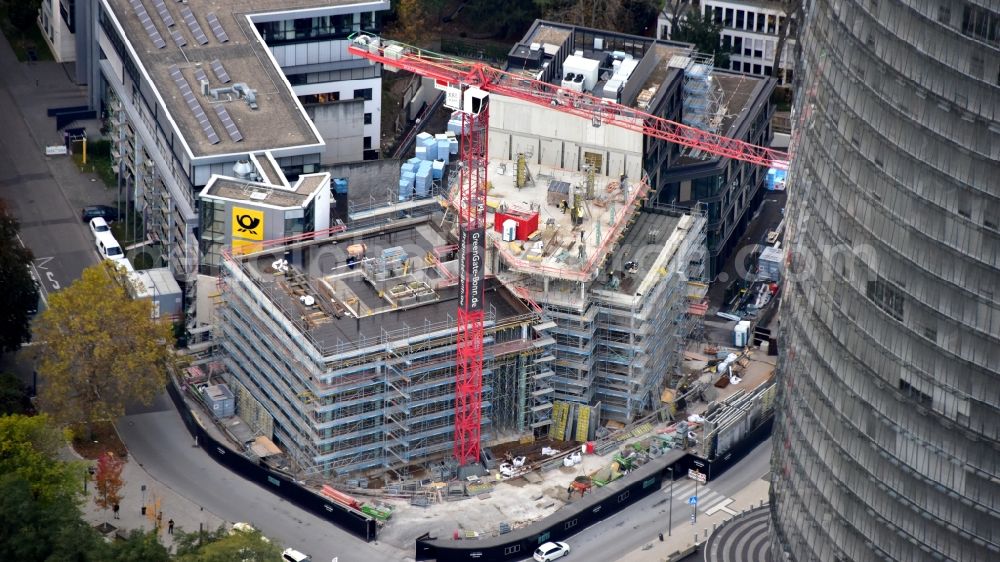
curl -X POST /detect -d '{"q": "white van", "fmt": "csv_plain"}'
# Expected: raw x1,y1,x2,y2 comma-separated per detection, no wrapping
281,548,311,562
95,232,126,261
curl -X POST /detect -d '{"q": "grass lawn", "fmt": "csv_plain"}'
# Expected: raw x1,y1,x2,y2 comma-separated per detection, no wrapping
0,2,55,62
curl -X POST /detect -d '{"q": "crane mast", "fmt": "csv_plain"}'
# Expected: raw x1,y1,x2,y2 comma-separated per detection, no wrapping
347,33,789,467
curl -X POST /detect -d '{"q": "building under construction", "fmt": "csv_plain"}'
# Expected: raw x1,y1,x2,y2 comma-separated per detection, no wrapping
482,162,708,430
217,218,555,477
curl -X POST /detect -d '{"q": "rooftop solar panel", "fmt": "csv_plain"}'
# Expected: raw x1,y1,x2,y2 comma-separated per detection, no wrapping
206,13,229,43
152,0,174,27
210,59,231,83
170,29,187,48
131,0,166,49
180,6,210,45
194,68,208,85
169,65,220,144
214,105,243,143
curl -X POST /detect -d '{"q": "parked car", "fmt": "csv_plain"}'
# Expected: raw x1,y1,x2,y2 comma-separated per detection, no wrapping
281,548,311,562
94,231,126,261
81,205,119,222
89,217,111,236
534,542,570,561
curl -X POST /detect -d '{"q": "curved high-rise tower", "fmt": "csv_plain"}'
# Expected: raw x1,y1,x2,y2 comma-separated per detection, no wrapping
770,1,1000,561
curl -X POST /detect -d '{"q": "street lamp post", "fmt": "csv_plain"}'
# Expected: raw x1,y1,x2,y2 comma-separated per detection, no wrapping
668,466,674,536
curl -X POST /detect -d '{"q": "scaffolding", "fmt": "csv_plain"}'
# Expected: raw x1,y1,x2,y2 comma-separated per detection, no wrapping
502,210,708,426
674,53,726,162
215,218,554,479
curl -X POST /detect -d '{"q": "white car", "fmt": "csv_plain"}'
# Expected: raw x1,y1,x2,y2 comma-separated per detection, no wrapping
89,217,111,236
534,541,570,561
281,548,311,562
95,231,126,261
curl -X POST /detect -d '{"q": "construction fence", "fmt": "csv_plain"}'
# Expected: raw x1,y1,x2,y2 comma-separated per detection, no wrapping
165,378,379,541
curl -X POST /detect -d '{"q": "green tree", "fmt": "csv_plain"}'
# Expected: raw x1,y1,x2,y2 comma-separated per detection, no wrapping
671,9,730,68
0,477,107,561
0,414,82,502
7,0,42,30
0,414,106,561
34,261,174,437
177,528,283,562
0,200,40,353
106,529,171,562
173,525,230,557
0,372,31,415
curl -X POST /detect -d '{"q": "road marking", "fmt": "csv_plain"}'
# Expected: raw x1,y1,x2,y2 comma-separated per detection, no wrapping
18,235,50,305
703,497,734,515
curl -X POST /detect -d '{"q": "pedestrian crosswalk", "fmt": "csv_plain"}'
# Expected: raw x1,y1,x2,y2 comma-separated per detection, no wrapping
663,480,734,514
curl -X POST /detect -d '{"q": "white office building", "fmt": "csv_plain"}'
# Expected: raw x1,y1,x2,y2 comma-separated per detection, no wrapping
91,0,388,326
658,0,796,83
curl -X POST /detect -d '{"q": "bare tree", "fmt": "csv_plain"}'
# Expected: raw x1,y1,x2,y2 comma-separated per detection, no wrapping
771,1,803,83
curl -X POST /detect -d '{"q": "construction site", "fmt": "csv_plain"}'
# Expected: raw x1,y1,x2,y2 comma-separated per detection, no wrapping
172,21,792,549
207,149,711,478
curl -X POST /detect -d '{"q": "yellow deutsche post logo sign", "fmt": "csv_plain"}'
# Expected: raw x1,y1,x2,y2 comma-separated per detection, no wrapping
232,207,264,241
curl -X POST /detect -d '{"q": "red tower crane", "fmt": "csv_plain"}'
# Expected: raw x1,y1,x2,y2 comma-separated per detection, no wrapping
347,33,789,466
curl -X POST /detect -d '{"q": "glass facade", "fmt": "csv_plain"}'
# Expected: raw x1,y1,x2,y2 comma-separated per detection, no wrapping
255,12,379,45
771,1,1000,561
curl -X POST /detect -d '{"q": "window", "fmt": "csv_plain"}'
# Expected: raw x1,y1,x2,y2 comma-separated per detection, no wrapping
733,36,743,53
866,277,905,321
354,88,373,101
970,53,985,78
736,10,745,29
363,136,372,149
753,64,762,74
298,92,339,105
364,112,372,124
899,379,932,408
962,4,1000,46
937,4,951,24
724,8,733,27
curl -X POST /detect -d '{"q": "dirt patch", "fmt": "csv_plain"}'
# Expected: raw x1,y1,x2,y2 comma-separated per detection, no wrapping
70,421,129,460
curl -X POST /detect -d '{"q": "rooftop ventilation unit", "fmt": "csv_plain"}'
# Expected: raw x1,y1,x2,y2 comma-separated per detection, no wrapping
232,159,254,179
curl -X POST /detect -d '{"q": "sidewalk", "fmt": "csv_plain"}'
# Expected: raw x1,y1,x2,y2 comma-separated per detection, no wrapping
0,29,116,211
72,443,227,552
618,478,771,562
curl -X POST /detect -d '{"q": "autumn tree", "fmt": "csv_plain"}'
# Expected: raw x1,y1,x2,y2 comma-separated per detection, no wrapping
390,0,447,44
532,0,658,35
0,200,40,352
94,451,125,521
34,261,174,437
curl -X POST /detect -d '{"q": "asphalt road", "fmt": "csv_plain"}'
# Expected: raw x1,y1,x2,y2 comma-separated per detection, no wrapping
536,438,773,562
0,67,98,304
119,394,407,561
0,39,408,562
